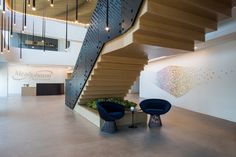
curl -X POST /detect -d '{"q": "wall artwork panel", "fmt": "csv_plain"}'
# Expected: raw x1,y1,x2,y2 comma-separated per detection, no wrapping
155,66,234,97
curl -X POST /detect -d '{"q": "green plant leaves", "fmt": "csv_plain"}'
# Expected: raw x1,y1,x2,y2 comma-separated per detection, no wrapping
86,97,137,110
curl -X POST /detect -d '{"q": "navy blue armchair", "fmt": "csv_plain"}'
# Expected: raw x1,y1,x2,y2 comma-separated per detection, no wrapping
96,101,125,133
140,99,171,127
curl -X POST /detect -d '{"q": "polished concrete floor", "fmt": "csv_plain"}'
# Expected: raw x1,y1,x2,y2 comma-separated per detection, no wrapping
0,95,236,157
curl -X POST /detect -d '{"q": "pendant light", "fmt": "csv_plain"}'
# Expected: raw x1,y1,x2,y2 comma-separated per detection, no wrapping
20,0,25,59
3,14,6,51
27,0,31,6
24,0,27,29
75,0,78,23
10,0,13,37
43,17,46,51
42,10,46,51
32,20,34,48
7,16,10,52
32,0,36,11
1,13,3,53
20,32,23,58
14,0,16,25
50,0,54,7
22,0,25,33
2,0,6,14
65,0,68,51
105,0,110,31
42,11,44,43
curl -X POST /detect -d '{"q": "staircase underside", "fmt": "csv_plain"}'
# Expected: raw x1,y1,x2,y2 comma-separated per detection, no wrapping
77,0,234,105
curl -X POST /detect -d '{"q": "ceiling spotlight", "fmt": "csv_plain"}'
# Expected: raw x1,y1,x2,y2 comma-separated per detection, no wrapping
32,7,36,11
75,20,78,23
2,11,5,14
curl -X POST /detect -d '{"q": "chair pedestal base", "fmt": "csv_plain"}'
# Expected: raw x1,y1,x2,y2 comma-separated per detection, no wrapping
101,121,117,133
148,115,162,128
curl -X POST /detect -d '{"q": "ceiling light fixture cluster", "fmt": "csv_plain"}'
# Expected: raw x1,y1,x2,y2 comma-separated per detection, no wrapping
1,0,93,57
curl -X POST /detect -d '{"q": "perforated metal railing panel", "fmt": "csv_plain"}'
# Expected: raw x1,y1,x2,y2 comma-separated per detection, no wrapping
65,0,143,109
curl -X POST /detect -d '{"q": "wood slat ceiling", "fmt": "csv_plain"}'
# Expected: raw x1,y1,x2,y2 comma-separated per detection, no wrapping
6,0,97,24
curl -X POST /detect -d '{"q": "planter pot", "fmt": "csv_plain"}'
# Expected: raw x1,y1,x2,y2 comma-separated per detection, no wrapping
74,104,147,128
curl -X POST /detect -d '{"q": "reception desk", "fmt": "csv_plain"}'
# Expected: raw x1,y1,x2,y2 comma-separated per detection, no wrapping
21,83,64,96
36,83,64,96
21,87,36,96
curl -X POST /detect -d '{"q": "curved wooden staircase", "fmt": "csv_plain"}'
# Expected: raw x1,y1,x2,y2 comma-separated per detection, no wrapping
77,0,234,105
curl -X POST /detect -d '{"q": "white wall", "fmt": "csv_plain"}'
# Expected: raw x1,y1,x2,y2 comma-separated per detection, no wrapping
129,77,140,94
8,64,67,95
140,40,236,122
0,62,8,97
0,1,2,10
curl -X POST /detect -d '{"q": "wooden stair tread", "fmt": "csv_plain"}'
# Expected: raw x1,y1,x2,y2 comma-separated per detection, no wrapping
139,21,205,41
182,0,232,16
133,30,194,51
96,62,144,71
100,55,147,65
153,0,217,21
148,0,217,30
